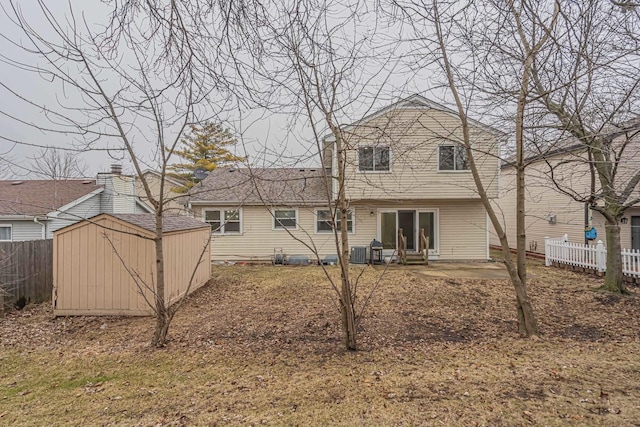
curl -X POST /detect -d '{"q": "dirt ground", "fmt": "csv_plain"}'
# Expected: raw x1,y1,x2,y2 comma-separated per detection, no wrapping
1,255,639,426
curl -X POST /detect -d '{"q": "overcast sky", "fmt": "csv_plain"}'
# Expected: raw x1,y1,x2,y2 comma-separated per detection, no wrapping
0,1,449,180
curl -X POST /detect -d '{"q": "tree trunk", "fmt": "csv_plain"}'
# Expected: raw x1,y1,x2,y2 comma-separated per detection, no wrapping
340,273,357,351
433,1,539,337
515,51,529,335
504,253,538,335
601,220,627,294
335,132,357,351
151,214,169,347
153,311,171,346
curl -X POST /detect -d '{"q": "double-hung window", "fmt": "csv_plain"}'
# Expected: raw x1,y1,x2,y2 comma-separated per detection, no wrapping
274,209,297,229
316,209,354,233
358,146,390,172
0,225,11,242
204,209,241,234
438,144,469,171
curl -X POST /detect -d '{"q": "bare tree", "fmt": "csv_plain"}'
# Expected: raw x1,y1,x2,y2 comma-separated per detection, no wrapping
29,148,87,179
2,1,225,346
265,2,390,351
387,0,565,336
227,0,400,350
515,0,640,293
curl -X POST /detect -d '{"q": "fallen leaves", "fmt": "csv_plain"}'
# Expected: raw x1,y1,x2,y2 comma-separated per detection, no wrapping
0,260,639,425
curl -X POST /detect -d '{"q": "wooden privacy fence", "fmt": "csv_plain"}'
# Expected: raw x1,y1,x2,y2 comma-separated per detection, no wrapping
545,234,640,278
0,239,53,313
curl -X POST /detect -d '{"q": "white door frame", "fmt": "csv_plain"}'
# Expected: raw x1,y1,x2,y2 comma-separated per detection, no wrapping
376,208,440,257
417,208,440,256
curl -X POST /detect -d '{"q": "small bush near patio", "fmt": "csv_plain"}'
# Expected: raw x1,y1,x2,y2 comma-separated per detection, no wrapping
1,257,639,426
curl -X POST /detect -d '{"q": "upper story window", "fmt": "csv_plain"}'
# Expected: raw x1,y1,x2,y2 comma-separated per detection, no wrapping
316,209,354,233
358,146,390,172
0,225,12,241
439,144,469,171
204,209,241,234
274,209,297,229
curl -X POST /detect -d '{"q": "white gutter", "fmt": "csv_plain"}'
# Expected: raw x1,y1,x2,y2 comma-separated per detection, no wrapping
0,215,39,220
33,217,46,239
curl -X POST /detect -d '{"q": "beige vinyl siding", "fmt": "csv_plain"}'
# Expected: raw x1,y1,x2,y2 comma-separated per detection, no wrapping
438,201,488,260
196,200,488,261
341,108,500,201
97,174,137,214
137,173,187,215
371,200,488,260
199,205,374,262
492,151,640,253
112,175,137,213
53,215,210,316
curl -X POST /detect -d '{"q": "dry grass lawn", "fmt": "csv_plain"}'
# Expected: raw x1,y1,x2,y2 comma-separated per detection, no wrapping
1,255,640,426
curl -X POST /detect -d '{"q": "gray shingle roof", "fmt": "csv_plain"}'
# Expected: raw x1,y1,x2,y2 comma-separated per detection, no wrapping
0,179,102,216
109,214,210,233
188,167,329,205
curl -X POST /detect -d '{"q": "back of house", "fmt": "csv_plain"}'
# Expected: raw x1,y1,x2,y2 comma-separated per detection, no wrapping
187,95,501,263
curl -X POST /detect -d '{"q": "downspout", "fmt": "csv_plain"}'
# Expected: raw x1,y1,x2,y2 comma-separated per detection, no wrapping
33,217,46,240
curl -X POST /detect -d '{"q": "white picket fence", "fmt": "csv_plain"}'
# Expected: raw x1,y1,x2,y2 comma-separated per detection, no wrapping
545,234,640,278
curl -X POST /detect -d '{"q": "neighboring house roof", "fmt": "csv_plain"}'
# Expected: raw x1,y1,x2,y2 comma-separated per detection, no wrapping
188,166,329,206
323,93,506,141
0,179,103,217
107,213,209,233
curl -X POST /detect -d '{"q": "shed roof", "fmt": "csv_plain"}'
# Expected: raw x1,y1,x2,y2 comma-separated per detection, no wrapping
0,179,102,216
188,166,328,205
109,214,210,233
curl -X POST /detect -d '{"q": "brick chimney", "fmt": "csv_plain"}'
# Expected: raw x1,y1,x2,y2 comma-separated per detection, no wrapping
110,164,123,175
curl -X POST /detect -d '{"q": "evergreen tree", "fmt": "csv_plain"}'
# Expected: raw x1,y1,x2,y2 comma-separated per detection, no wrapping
168,122,245,193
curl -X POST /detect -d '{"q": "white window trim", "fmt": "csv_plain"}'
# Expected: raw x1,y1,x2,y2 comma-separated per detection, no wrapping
357,145,392,173
417,208,440,255
314,208,355,234
272,208,299,231
202,208,242,235
0,224,12,242
437,144,471,173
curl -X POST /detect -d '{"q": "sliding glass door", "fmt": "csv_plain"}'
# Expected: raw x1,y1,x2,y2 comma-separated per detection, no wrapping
418,211,436,250
380,212,397,249
379,209,438,253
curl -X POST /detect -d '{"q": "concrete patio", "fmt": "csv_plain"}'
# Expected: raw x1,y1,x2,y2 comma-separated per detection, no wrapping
374,260,511,280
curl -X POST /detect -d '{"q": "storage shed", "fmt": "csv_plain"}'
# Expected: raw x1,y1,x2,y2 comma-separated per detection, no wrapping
53,213,211,316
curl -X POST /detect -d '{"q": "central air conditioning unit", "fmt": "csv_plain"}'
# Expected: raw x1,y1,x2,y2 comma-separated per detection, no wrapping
350,246,368,264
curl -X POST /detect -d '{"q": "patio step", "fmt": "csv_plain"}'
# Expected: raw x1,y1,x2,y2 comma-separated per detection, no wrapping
401,252,428,265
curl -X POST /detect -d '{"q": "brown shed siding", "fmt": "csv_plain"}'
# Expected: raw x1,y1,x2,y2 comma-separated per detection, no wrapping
163,226,211,305
53,214,210,316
